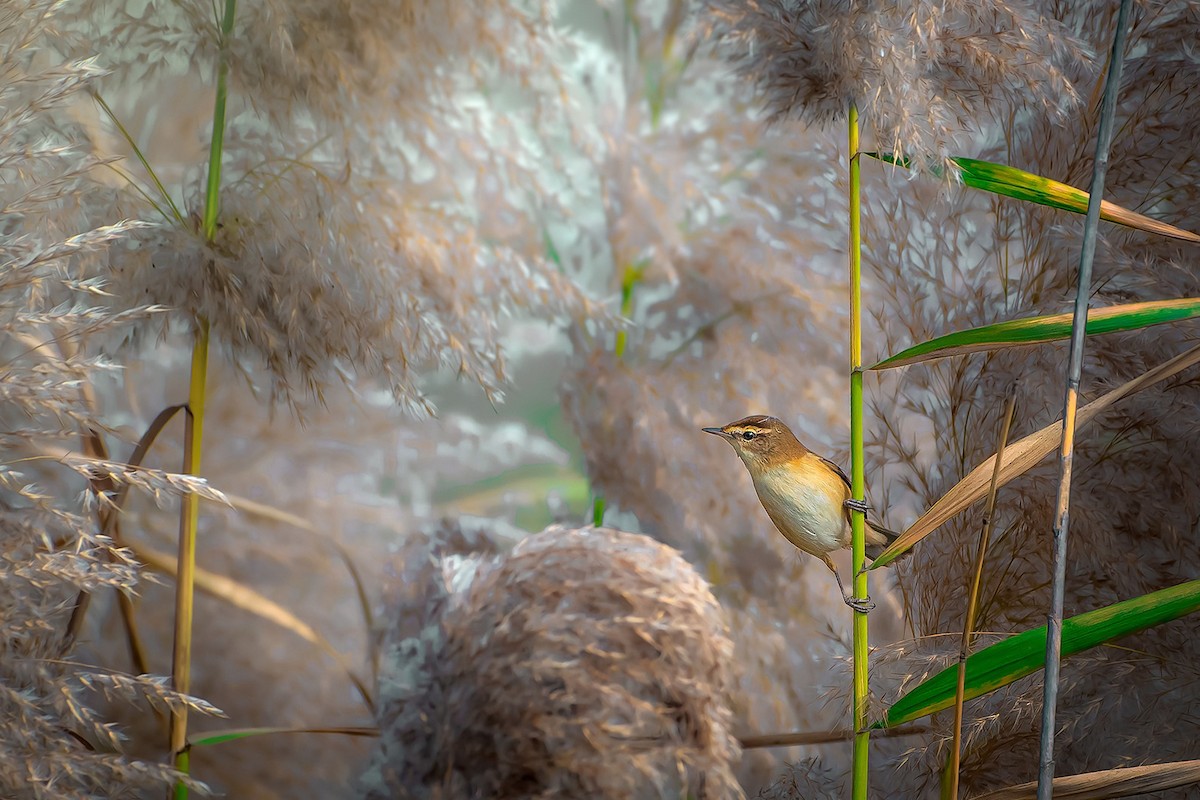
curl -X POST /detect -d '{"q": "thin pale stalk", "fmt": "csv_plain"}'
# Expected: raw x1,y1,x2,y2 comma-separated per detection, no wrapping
947,391,1017,799
170,0,237,795
63,400,156,675
1038,3,1131,797
81,428,151,674
740,725,927,750
92,91,184,224
847,103,869,800
117,590,151,675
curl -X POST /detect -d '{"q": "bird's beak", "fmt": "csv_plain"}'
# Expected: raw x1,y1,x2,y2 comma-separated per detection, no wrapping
702,426,728,438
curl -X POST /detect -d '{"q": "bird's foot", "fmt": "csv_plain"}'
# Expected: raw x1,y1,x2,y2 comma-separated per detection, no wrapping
845,595,875,614
844,498,872,515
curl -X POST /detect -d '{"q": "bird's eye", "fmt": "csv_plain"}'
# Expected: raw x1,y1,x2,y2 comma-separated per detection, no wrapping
741,430,757,441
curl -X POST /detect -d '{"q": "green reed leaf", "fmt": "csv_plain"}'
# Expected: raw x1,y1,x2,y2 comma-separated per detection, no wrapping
873,299,1200,369
880,579,1200,728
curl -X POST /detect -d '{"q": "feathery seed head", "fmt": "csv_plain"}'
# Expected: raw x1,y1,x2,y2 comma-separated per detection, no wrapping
1,5,213,795
700,0,1088,163
364,525,743,799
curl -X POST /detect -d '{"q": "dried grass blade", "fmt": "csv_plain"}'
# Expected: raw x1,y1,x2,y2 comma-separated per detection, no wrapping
218,493,374,643
973,759,1200,800
61,405,185,652
132,542,376,714
869,344,1200,568
104,405,188,537
947,390,1016,799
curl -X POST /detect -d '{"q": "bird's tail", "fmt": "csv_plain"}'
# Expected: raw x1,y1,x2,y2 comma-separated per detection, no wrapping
864,523,908,563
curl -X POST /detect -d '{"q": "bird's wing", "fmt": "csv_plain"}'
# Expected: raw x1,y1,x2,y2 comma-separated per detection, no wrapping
819,456,852,491
821,457,905,557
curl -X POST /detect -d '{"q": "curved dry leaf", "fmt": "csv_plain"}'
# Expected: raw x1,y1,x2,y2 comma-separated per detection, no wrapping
870,344,1200,567
215,492,374,638
130,541,375,713
973,759,1200,800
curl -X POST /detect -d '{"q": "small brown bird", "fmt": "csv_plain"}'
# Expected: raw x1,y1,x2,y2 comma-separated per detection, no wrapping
703,414,900,612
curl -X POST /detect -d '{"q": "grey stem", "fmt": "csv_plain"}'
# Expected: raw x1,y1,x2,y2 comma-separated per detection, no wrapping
1037,1,1134,798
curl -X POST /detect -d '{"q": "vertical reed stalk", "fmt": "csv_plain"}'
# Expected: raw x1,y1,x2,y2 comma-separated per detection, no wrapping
946,391,1017,798
169,326,207,797
1037,2,1131,796
594,262,643,528
169,1,237,795
847,103,869,800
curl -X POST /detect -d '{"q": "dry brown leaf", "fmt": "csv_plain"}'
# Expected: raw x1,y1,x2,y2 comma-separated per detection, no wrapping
871,344,1200,567
972,759,1200,799
216,493,375,637
130,542,374,712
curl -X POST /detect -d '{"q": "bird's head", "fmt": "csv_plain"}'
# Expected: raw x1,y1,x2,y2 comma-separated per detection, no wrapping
702,415,807,472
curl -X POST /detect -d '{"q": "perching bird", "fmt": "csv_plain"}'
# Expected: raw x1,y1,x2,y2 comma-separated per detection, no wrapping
703,414,901,612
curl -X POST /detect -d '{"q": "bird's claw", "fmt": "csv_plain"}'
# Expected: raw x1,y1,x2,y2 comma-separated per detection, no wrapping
845,595,875,614
844,498,872,515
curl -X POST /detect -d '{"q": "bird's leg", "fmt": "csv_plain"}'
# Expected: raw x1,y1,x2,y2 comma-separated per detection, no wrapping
821,554,874,613
844,497,872,515
846,594,876,614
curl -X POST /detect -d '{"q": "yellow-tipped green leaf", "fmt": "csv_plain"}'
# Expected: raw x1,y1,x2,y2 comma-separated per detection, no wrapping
873,299,1200,369
867,153,1200,244
869,345,1200,568
880,579,1200,728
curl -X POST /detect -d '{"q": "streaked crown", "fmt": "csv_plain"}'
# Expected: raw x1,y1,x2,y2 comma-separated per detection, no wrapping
702,414,808,467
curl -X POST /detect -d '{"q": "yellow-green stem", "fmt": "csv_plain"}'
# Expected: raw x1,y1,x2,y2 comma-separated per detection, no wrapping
170,1,237,795
170,319,209,796
614,263,640,358
595,262,643,527
847,105,869,800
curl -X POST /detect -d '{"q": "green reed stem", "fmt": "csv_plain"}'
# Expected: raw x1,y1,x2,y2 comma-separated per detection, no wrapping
847,104,869,800
594,261,644,527
201,3,237,243
170,1,237,796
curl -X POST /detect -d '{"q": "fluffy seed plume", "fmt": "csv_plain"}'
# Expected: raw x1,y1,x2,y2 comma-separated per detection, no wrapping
64,0,598,411
0,3,211,796
700,0,1087,161
363,525,743,799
